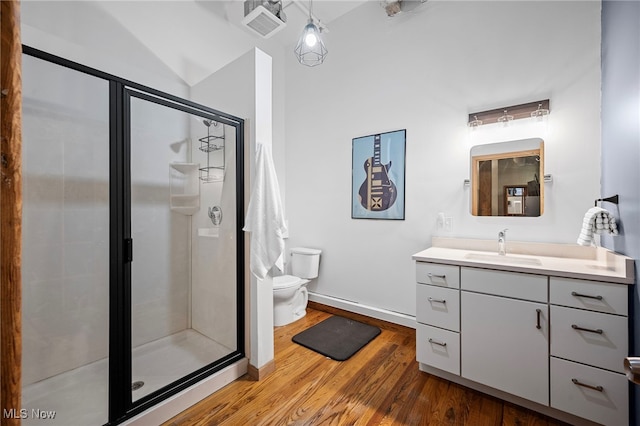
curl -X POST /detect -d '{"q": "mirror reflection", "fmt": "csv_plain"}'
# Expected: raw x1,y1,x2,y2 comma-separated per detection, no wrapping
470,138,544,217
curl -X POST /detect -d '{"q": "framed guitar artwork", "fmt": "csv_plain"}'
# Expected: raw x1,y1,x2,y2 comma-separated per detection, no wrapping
351,129,406,220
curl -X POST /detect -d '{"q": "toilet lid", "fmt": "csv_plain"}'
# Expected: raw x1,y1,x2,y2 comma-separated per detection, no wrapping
273,275,301,289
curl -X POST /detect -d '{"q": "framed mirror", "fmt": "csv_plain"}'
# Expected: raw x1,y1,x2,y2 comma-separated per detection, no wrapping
470,138,544,217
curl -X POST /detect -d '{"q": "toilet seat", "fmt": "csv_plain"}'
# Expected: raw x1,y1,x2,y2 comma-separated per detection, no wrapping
273,275,301,290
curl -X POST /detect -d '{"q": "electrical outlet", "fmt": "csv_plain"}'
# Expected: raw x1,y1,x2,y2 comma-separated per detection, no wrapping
444,216,453,232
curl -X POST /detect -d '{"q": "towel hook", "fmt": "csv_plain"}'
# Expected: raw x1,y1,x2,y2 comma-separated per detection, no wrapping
594,194,619,207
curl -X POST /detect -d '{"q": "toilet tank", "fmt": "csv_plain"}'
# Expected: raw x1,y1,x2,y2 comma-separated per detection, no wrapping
290,247,322,279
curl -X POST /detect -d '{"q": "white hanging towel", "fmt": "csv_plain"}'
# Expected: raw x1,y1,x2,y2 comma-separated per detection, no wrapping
577,206,619,246
243,143,288,279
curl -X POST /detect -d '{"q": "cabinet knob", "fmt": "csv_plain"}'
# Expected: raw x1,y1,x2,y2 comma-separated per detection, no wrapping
428,338,447,347
428,297,446,304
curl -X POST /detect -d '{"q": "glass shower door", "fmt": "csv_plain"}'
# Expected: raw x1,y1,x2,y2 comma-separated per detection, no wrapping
127,91,239,403
21,54,110,426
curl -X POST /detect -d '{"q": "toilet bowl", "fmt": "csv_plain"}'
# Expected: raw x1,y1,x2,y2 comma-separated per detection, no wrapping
273,247,321,327
273,275,309,326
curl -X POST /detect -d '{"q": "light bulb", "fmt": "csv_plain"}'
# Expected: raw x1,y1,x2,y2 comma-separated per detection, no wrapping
304,32,317,47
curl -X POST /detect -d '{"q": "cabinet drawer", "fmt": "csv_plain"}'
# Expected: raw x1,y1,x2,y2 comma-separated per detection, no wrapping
551,305,627,373
416,262,460,288
550,277,628,316
461,267,547,302
416,324,460,375
416,285,460,332
551,357,628,426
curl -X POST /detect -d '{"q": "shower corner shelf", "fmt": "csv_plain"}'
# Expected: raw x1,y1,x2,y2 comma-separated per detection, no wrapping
169,162,200,215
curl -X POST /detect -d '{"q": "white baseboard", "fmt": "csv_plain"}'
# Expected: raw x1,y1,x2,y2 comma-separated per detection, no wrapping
123,358,248,426
309,292,416,329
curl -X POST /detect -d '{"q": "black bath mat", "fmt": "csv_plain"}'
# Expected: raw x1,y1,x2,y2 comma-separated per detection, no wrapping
292,315,381,361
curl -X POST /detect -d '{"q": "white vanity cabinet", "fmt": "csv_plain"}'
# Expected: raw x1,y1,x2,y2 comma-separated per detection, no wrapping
414,248,633,426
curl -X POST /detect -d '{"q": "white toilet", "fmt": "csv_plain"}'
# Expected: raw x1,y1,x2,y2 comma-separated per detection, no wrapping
273,247,321,327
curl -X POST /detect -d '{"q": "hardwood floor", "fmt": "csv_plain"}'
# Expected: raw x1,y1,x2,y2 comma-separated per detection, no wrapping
164,304,569,426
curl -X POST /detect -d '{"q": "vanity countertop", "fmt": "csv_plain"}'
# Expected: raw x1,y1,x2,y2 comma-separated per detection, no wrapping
413,237,635,284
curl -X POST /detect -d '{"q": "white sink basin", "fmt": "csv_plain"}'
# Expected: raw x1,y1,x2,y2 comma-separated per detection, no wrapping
464,252,542,266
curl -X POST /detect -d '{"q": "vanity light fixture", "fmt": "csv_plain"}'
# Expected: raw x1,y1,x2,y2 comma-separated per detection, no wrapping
468,99,550,127
531,102,550,121
468,115,483,129
294,0,328,67
496,110,514,126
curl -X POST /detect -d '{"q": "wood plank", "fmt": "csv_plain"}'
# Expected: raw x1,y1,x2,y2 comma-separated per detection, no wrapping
1,1,23,425
163,305,570,426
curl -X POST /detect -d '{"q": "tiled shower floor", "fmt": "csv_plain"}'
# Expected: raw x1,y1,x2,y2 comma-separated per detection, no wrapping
22,329,233,426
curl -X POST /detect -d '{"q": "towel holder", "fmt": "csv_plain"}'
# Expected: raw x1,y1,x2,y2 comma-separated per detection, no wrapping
595,194,619,206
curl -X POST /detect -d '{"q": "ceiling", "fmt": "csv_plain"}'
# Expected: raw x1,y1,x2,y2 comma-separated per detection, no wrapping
21,0,369,86
21,1,431,86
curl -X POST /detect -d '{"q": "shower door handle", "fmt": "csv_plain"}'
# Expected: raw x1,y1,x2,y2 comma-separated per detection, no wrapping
125,238,133,263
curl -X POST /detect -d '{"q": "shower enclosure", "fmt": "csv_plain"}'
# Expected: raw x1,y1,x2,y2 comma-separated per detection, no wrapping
21,47,244,425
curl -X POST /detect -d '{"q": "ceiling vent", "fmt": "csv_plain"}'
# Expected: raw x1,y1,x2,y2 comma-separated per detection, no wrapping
242,1,286,39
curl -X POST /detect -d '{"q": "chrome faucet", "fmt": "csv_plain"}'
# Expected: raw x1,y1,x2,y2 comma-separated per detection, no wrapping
498,228,508,255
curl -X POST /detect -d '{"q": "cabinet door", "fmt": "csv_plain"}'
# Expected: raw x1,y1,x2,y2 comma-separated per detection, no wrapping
461,291,549,406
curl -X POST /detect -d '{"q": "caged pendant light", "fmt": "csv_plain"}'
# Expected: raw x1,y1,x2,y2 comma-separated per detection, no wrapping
294,0,327,67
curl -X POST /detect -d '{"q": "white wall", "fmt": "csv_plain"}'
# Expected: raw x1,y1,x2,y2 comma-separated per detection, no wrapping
284,1,602,317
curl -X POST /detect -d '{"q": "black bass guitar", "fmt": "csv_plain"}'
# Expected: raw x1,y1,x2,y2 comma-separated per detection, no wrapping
358,134,397,211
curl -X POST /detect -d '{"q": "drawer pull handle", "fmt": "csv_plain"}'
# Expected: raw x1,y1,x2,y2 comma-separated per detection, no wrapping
571,291,603,301
428,297,446,304
427,273,446,280
572,378,604,392
536,309,542,329
571,324,604,334
428,338,447,347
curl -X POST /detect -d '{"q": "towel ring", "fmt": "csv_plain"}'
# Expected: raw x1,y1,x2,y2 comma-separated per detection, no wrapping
595,194,619,206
